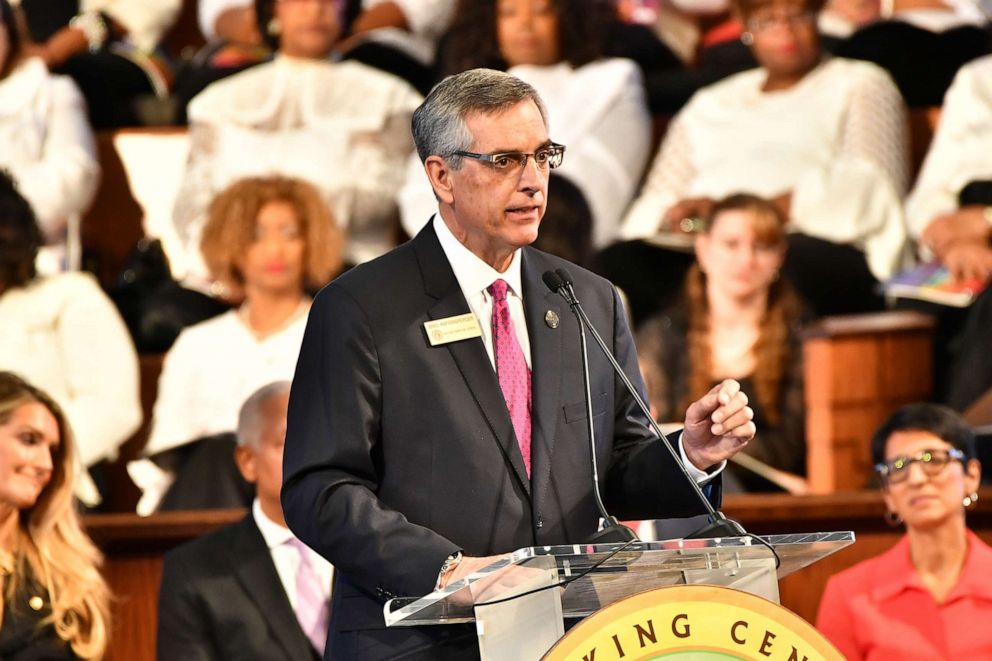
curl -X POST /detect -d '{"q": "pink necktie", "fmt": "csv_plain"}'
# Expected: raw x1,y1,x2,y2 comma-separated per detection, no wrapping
488,279,532,477
290,537,329,655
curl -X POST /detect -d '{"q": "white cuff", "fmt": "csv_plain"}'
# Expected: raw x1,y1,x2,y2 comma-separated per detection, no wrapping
678,437,726,485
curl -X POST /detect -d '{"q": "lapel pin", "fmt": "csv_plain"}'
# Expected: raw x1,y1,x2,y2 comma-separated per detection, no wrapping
545,310,559,329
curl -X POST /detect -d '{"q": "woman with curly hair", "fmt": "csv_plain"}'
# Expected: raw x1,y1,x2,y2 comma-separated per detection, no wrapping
0,371,110,659
637,194,807,491
132,176,343,513
400,0,651,252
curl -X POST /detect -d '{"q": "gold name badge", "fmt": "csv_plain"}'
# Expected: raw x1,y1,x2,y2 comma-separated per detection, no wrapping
424,313,483,346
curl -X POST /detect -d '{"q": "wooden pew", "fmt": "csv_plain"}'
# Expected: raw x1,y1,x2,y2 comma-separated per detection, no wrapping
90,488,992,659
802,311,935,493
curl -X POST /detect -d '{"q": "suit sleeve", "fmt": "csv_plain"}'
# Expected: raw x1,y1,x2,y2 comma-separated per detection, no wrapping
602,285,721,519
157,552,221,661
282,284,459,600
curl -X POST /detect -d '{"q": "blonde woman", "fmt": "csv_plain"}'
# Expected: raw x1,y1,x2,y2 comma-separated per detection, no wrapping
0,372,109,659
132,176,343,513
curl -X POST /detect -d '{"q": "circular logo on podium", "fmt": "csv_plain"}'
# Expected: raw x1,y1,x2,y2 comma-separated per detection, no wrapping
542,585,842,661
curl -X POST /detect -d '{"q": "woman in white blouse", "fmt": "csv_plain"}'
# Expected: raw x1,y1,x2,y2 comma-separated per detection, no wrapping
173,0,421,285
399,0,652,251
903,55,992,412
133,176,343,514
0,0,99,273
620,0,910,319
0,172,140,508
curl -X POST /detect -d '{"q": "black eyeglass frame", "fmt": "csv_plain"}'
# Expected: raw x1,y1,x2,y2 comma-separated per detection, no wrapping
453,142,566,172
874,447,966,484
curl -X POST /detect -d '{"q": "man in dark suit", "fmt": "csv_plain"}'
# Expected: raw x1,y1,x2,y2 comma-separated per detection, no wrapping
157,382,332,660
282,68,756,659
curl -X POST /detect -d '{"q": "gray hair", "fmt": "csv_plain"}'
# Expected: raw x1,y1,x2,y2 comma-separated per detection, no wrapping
236,381,292,448
411,68,549,169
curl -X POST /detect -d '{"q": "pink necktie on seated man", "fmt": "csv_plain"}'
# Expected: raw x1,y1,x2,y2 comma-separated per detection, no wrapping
488,279,532,477
290,537,330,655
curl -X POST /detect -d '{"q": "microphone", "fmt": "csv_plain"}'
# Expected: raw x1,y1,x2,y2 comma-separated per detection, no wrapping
542,271,638,544
544,268,746,539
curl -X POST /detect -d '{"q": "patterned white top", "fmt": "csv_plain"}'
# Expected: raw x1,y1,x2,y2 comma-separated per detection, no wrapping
175,56,422,279
622,57,911,279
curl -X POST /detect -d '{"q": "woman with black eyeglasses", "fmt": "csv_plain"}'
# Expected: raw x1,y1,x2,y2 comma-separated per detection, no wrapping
816,403,991,660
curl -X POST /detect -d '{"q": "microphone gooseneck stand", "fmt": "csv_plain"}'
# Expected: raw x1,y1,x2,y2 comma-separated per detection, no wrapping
543,268,746,539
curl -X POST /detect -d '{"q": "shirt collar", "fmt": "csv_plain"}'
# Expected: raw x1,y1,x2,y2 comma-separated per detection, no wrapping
871,531,992,603
252,498,295,550
433,215,524,302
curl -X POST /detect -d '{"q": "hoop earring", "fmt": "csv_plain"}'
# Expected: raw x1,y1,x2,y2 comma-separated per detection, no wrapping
741,31,754,46
267,17,281,36
964,491,979,508
883,510,902,527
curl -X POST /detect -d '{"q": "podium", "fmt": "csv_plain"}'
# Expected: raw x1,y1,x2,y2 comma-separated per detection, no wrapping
384,531,854,660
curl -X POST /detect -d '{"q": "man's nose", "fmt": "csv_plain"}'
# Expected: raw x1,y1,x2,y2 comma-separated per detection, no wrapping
517,155,544,192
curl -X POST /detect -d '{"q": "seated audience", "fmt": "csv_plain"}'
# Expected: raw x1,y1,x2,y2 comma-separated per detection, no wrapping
132,176,342,514
0,372,110,660
817,403,991,660
637,194,805,492
17,0,180,128
614,0,909,322
157,381,333,660
0,172,140,507
173,0,420,282
339,0,456,95
833,0,990,108
171,0,272,124
401,0,652,250
903,54,992,412
0,0,99,274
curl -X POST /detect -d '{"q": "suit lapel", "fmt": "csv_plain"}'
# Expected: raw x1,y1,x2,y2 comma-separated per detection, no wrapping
413,224,531,497
521,249,564,513
229,516,315,660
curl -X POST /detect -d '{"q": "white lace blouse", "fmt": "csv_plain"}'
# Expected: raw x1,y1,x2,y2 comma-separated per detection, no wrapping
621,57,911,280
174,56,422,280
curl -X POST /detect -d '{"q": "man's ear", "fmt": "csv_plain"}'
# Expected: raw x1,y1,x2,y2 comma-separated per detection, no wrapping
234,444,258,484
424,155,456,206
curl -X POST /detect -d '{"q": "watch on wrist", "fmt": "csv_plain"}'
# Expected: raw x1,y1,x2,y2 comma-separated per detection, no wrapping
437,551,463,588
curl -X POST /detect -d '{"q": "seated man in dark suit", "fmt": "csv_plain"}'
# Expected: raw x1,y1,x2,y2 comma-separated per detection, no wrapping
157,381,333,660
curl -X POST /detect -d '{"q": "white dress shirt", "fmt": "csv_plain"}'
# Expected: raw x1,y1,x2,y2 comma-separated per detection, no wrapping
253,499,334,613
432,216,721,483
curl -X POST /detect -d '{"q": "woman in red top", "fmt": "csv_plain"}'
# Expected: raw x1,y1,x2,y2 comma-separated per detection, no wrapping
816,403,992,660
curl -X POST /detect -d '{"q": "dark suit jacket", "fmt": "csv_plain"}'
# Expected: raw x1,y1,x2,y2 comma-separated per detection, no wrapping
157,514,321,661
282,223,720,659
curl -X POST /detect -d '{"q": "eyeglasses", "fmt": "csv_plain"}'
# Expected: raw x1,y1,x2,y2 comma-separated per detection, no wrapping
745,10,816,32
874,448,965,485
453,143,566,174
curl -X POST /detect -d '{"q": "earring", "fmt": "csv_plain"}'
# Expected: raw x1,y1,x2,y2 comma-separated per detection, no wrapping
883,510,902,527
964,491,979,508
267,17,281,36
741,31,754,46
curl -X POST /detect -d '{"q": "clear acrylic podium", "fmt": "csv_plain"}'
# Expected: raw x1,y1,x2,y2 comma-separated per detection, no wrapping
384,531,855,660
